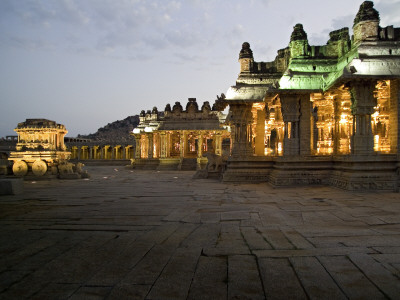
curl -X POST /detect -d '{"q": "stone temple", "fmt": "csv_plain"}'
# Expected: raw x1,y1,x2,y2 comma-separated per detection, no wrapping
8,119,70,177
133,1,400,191
132,97,229,171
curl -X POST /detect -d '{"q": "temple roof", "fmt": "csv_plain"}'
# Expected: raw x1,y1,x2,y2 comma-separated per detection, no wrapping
16,119,67,130
133,98,227,134
226,1,400,102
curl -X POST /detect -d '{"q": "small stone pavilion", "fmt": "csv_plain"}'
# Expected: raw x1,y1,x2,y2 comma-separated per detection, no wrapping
132,97,230,170
134,1,400,191
8,119,71,177
222,1,400,191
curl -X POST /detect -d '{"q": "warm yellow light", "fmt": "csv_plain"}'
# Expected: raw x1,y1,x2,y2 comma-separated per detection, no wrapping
339,114,347,124
374,135,380,152
277,142,282,154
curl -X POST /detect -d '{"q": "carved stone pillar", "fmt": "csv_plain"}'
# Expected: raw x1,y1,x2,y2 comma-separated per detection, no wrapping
311,106,318,154
389,79,399,153
103,146,109,159
147,133,153,159
179,131,184,158
280,94,301,156
299,94,312,156
197,133,203,158
333,96,341,155
350,80,376,155
166,132,171,157
183,131,188,157
196,132,203,170
84,146,89,159
134,134,141,159
116,146,121,159
153,134,159,158
160,132,167,158
229,103,253,158
255,109,266,156
214,132,222,156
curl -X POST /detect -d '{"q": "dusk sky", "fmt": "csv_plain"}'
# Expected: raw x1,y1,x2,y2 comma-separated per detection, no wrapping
1,0,399,137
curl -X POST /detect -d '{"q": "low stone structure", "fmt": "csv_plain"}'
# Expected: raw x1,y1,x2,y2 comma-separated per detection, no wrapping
132,97,230,170
65,137,134,165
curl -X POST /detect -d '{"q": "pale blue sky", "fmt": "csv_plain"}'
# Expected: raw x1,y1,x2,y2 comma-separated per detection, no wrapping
1,0,399,137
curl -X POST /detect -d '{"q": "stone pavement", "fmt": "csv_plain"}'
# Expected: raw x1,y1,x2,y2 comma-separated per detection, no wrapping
0,166,400,299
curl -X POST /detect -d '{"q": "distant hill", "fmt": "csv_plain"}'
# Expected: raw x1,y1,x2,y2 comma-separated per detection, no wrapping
78,115,139,143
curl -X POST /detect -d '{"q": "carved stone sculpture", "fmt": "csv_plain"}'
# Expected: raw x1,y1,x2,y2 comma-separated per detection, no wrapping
203,153,226,171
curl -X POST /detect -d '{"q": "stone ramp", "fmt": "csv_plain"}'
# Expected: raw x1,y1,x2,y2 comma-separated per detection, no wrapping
0,166,399,299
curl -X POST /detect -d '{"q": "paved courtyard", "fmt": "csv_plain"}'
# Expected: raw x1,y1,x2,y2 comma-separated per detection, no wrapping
1,166,400,299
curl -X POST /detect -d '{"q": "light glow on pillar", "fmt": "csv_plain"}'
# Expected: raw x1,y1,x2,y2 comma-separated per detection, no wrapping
277,142,283,155
371,80,391,153
374,135,380,152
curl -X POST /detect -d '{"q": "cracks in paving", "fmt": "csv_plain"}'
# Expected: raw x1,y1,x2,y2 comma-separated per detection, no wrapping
316,256,348,298
288,258,309,299
347,254,391,299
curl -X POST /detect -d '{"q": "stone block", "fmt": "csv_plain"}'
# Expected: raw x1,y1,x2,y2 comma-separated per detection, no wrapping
0,178,24,195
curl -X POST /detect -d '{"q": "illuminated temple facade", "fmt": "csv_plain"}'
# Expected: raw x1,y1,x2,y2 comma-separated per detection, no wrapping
134,1,400,191
132,98,230,170
222,1,400,191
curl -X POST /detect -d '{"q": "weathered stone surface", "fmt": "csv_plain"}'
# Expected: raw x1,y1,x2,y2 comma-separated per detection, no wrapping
290,256,347,299
348,253,400,299
187,256,227,300
228,255,264,299
259,257,307,300
0,166,399,299
146,247,201,300
318,255,386,299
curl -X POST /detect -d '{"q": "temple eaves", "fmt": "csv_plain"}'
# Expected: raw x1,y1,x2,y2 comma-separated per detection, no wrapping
225,1,400,101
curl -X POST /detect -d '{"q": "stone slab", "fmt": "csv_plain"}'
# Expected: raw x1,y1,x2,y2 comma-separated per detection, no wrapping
187,256,227,300
258,257,307,300
290,256,347,299
228,255,264,299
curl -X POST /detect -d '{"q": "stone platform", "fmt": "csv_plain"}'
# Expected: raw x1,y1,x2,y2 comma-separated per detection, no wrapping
0,166,399,299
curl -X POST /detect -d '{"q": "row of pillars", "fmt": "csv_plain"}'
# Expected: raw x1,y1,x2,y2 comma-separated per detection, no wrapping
69,145,134,160
229,80,399,158
134,131,224,160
